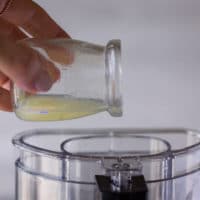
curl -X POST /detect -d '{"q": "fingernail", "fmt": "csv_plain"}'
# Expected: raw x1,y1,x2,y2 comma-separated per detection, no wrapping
34,71,53,91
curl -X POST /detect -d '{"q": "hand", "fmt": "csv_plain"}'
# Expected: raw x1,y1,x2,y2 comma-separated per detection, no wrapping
0,0,70,112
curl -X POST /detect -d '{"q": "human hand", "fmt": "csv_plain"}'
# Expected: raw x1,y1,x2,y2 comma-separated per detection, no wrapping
0,0,70,111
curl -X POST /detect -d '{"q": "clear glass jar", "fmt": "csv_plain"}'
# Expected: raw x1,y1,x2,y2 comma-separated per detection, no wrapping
12,39,122,121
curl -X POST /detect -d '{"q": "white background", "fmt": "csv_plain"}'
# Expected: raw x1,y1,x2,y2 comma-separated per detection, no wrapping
2,0,200,199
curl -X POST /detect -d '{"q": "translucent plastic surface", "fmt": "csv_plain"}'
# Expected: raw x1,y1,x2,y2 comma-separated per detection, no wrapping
61,134,170,157
13,129,200,200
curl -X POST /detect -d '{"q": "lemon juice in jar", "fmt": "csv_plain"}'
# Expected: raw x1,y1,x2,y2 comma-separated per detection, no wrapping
15,95,108,121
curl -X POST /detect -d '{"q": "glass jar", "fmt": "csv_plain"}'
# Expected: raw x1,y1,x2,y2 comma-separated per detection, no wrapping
11,39,122,121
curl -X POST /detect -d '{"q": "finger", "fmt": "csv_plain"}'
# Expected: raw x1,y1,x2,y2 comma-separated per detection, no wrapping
0,17,27,41
1,0,70,39
0,37,60,93
0,87,12,111
21,38,74,65
0,18,28,90
0,17,28,90
44,44,74,65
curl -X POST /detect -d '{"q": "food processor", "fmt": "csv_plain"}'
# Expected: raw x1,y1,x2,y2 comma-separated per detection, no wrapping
13,128,200,200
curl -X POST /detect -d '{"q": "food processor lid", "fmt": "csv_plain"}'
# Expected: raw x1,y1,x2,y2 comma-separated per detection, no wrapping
60,134,172,159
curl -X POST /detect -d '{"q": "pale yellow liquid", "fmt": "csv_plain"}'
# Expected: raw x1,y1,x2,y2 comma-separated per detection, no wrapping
15,95,107,121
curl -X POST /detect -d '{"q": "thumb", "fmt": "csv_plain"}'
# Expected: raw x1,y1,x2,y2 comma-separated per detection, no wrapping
0,37,60,93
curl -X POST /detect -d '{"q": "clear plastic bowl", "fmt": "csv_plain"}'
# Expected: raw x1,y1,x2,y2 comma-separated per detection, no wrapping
13,128,200,200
